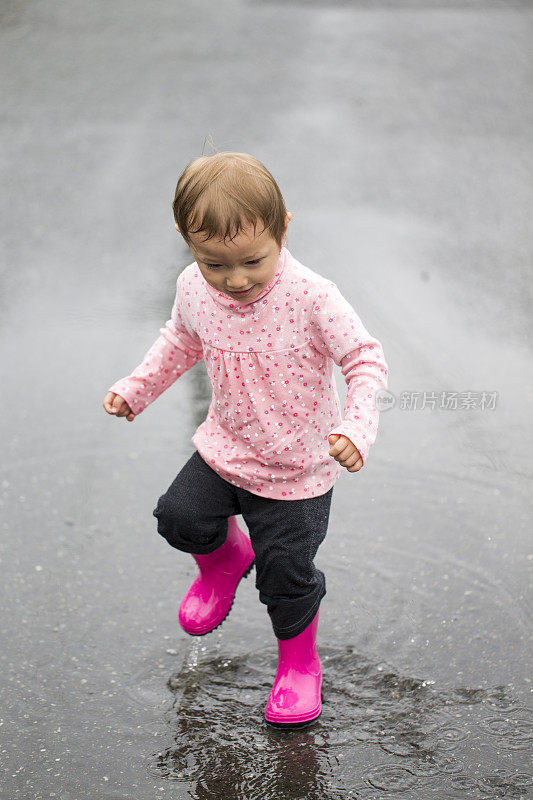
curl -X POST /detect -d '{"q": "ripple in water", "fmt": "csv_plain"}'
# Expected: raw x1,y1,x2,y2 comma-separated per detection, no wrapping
144,645,532,799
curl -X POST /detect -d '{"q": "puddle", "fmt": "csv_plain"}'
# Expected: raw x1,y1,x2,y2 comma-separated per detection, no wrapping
145,644,532,799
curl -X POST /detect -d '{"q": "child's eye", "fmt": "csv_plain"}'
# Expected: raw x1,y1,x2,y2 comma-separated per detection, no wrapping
204,257,262,269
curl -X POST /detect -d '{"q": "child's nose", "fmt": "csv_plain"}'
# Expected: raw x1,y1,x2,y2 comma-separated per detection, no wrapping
227,273,250,290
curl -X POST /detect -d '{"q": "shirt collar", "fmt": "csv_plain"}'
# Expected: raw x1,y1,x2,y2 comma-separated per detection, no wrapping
202,246,289,314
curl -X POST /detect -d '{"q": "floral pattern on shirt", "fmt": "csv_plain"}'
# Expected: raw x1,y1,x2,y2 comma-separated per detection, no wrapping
109,247,388,499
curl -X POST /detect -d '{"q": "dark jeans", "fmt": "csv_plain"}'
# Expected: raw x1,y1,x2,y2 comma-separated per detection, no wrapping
153,450,333,640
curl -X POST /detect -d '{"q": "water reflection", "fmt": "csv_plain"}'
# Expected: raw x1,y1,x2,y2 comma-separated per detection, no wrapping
145,644,532,799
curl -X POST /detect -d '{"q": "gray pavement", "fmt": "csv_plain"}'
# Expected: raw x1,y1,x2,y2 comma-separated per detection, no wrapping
1,1,532,799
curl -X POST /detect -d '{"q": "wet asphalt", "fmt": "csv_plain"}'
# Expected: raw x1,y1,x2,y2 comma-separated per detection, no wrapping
1,1,532,798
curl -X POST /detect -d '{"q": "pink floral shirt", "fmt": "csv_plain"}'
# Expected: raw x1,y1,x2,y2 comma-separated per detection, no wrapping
109,247,388,499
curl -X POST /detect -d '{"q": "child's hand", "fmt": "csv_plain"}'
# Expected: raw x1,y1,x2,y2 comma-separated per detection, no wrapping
103,391,136,422
328,434,363,473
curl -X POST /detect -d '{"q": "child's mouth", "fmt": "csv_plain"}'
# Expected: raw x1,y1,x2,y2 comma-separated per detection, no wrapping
229,285,256,298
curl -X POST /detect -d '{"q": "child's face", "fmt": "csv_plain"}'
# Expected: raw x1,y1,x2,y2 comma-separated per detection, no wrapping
178,215,290,303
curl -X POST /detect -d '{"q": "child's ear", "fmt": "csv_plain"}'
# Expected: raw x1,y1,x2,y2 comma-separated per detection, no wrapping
279,212,292,249
174,223,180,232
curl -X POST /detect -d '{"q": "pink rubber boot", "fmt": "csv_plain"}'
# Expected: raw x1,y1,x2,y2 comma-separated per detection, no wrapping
178,516,255,636
264,610,322,727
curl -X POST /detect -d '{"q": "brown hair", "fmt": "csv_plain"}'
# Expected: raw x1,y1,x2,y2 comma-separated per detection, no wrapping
172,152,288,247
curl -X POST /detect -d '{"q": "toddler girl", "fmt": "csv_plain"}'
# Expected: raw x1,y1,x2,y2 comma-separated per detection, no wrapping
103,152,388,728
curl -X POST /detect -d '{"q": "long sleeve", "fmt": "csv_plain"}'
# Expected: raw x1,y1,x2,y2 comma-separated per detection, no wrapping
108,274,204,416
309,281,388,465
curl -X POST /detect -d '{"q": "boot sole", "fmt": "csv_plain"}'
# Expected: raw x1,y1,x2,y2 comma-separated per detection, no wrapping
265,711,321,730
181,558,255,637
